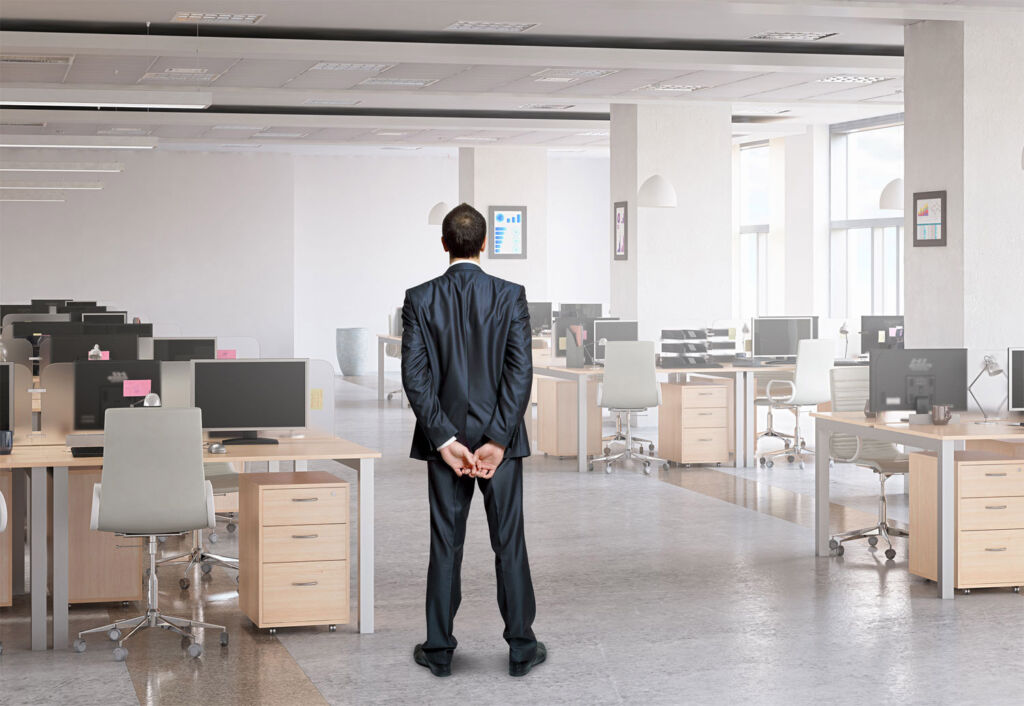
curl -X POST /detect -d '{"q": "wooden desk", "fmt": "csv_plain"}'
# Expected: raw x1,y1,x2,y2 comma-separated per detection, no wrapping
811,411,1024,599
0,433,381,650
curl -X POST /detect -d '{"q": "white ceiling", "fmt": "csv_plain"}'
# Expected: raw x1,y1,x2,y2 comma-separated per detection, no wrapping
0,0,1018,150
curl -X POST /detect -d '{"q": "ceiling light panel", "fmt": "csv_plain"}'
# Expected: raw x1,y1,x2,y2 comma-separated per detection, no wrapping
302,97,362,106
519,104,576,110
749,32,837,41
444,20,538,33
0,135,156,149
817,75,891,85
533,68,618,82
634,83,708,93
0,181,102,190
172,12,265,24
0,54,73,83
97,127,152,136
140,56,238,84
358,77,440,88
0,162,124,172
311,62,394,72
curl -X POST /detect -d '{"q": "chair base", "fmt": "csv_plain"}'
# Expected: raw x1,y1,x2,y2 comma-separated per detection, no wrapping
755,403,813,469
591,410,667,475
829,471,909,559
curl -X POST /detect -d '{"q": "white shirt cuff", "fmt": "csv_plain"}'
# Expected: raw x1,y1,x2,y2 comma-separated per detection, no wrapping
438,436,457,450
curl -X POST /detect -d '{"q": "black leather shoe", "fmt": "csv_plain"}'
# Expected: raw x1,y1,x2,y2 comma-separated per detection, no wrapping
414,644,451,677
509,642,546,677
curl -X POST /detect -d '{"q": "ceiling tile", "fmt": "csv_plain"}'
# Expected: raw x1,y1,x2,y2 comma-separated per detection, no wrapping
425,65,538,92
808,78,903,102
0,58,70,83
694,72,823,99
216,59,318,88
64,55,156,85
751,80,869,101
139,56,240,84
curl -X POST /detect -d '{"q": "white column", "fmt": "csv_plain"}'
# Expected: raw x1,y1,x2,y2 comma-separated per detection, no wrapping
782,126,831,317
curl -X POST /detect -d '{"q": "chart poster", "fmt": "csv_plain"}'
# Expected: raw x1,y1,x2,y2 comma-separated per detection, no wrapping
913,190,947,247
613,201,628,261
489,206,527,259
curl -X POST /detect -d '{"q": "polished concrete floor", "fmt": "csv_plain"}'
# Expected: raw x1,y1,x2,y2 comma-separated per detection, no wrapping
1,375,1023,705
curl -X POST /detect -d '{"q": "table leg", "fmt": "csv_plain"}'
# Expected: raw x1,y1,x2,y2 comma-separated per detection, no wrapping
52,466,70,649
12,468,27,595
815,422,830,556
733,372,745,467
377,339,386,402
744,371,757,468
937,440,955,599
358,458,375,633
294,460,308,472
268,461,280,473
30,466,47,650
576,376,588,473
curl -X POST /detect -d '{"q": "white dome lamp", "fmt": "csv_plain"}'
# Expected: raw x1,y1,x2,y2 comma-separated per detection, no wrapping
879,177,904,210
427,201,450,225
637,174,677,208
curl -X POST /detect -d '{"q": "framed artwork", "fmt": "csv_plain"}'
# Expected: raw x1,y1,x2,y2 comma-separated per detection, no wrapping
913,190,947,247
613,201,628,261
488,206,527,259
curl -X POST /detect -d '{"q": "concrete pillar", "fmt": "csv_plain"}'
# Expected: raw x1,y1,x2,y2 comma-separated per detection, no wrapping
609,103,733,340
782,126,831,317
458,146,549,298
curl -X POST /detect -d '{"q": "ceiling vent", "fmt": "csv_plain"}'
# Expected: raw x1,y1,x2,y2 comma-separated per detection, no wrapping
817,75,890,85
309,62,394,72
635,83,708,93
532,68,617,83
171,12,265,24
302,98,362,106
444,21,538,33
0,55,72,65
358,77,439,88
749,32,837,41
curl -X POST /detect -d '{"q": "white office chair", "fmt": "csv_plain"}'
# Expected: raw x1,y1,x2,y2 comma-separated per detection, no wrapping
589,341,668,475
0,488,6,656
827,366,909,559
756,339,835,469
385,308,404,402
73,408,227,661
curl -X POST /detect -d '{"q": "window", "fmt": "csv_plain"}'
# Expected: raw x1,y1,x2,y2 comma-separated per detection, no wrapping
737,143,769,321
829,117,904,321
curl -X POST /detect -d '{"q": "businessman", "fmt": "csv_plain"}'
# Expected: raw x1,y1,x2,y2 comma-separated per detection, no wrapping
401,203,545,678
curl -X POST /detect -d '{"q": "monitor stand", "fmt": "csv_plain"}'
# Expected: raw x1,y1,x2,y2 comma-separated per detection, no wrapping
216,431,280,445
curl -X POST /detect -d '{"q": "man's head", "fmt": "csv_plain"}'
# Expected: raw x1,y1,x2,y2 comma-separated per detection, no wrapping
441,203,486,260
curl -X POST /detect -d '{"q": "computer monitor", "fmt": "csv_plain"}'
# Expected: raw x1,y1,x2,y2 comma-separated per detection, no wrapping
81,311,128,324
11,321,85,342
752,317,814,358
66,301,99,309
594,320,639,361
868,348,968,415
48,334,139,363
558,303,603,321
1,304,36,322
527,302,553,334
82,322,153,337
191,359,308,444
1009,348,1024,412
31,299,70,308
0,363,12,432
73,360,162,430
861,315,905,353
152,337,216,362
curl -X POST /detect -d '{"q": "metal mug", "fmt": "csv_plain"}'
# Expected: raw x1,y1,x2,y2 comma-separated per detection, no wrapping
0,429,12,455
931,404,953,426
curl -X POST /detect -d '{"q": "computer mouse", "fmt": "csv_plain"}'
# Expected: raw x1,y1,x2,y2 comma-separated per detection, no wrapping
208,443,227,454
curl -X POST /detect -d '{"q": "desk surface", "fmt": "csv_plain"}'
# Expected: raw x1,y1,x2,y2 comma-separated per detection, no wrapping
811,411,1024,441
532,356,794,377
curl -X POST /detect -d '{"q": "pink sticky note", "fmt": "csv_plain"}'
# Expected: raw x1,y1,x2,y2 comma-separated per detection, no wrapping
99,351,110,360
123,379,152,397
216,349,237,360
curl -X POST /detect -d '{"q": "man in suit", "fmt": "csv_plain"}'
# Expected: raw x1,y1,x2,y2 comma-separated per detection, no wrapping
402,203,545,678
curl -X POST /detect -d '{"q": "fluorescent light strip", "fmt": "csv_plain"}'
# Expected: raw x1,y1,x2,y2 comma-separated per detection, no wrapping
0,143,153,150
0,181,102,190
0,162,124,173
445,20,538,33
0,197,65,202
0,88,211,109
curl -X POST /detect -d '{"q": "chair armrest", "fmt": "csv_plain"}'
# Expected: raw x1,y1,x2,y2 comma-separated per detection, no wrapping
90,483,102,531
0,490,7,533
204,480,216,529
657,383,662,407
597,382,604,408
765,379,795,404
829,434,862,463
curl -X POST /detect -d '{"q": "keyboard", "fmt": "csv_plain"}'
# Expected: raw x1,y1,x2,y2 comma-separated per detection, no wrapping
70,446,104,458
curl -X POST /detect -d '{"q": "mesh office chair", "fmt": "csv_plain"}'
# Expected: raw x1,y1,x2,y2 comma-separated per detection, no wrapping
73,408,227,661
756,339,835,469
827,366,909,559
589,341,668,475
385,308,404,402
0,488,6,656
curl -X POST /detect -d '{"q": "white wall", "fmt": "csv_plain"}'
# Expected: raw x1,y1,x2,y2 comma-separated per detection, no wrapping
0,150,296,356
292,151,459,372
546,153,611,311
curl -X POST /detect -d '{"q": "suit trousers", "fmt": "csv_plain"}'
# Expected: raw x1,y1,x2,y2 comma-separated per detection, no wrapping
423,456,537,665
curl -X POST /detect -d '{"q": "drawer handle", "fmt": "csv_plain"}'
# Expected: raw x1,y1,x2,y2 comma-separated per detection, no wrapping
292,534,320,539
985,505,1008,510
698,412,713,416
698,438,713,443
984,547,1008,552
291,497,319,502
985,473,1007,477
292,581,319,586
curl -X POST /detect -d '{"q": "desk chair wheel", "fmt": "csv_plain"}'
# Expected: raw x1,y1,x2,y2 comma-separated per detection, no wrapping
268,628,278,635
209,532,219,544
187,643,203,659
113,646,128,662
787,455,795,464
884,548,897,560
386,393,395,401
603,447,611,455
799,461,806,470
220,631,229,646
235,574,240,584
962,589,972,595
108,628,122,642
828,538,845,556
73,638,87,653
648,443,655,453
1014,586,1021,593
0,642,4,656
157,537,167,544
179,577,190,590
643,462,652,475
329,625,337,633
201,561,213,575
226,522,237,533
868,536,879,547
765,460,774,469
759,457,766,467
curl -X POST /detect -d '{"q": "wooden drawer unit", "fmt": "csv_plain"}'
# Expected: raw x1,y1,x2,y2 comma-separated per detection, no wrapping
535,378,602,457
240,472,350,630
1,471,11,608
659,381,732,466
909,451,1024,590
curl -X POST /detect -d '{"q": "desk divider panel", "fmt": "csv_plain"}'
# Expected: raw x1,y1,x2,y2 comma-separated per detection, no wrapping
308,358,337,436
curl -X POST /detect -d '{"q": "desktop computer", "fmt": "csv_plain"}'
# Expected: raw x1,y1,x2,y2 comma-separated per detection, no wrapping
752,317,815,360
81,311,128,324
1,362,12,432
868,348,967,416
861,315,905,354
1009,348,1024,412
558,303,603,321
593,320,638,361
48,334,139,364
528,302,553,334
152,337,216,362
191,359,308,444
73,360,162,430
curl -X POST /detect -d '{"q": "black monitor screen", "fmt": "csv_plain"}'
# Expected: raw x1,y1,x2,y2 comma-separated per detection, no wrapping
153,338,216,362
82,323,153,337
11,322,85,341
594,320,639,360
31,299,70,307
49,334,139,363
66,302,100,309
73,360,161,430
81,312,127,324
1010,348,1024,412
861,315,905,353
559,303,603,321
527,302,553,333
1,363,11,432
869,348,967,414
193,360,307,430
753,318,814,357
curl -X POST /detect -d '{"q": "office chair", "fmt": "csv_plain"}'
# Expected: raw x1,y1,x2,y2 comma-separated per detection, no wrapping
756,339,835,469
827,366,909,559
589,341,669,475
385,308,404,402
73,408,227,661
0,488,6,656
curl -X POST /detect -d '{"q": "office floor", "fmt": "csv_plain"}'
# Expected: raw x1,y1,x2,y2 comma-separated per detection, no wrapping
1,376,1022,705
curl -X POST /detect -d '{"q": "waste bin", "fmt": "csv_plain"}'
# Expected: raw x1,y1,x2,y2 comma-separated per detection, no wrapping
335,327,371,376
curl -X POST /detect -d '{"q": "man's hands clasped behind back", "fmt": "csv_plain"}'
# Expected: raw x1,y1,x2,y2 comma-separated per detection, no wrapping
438,440,506,479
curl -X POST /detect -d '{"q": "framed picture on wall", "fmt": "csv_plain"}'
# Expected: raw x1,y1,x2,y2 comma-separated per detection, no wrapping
913,190,947,247
613,201,628,261
488,206,527,259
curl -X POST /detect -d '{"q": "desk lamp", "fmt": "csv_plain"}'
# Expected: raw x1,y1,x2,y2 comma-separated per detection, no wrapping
839,322,849,358
969,355,1007,422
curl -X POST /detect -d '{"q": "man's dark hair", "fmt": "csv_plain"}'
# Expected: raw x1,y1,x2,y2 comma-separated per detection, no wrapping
441,203,486,258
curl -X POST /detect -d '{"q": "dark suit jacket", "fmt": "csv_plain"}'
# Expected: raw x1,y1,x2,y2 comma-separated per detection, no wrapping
401,262,533,461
